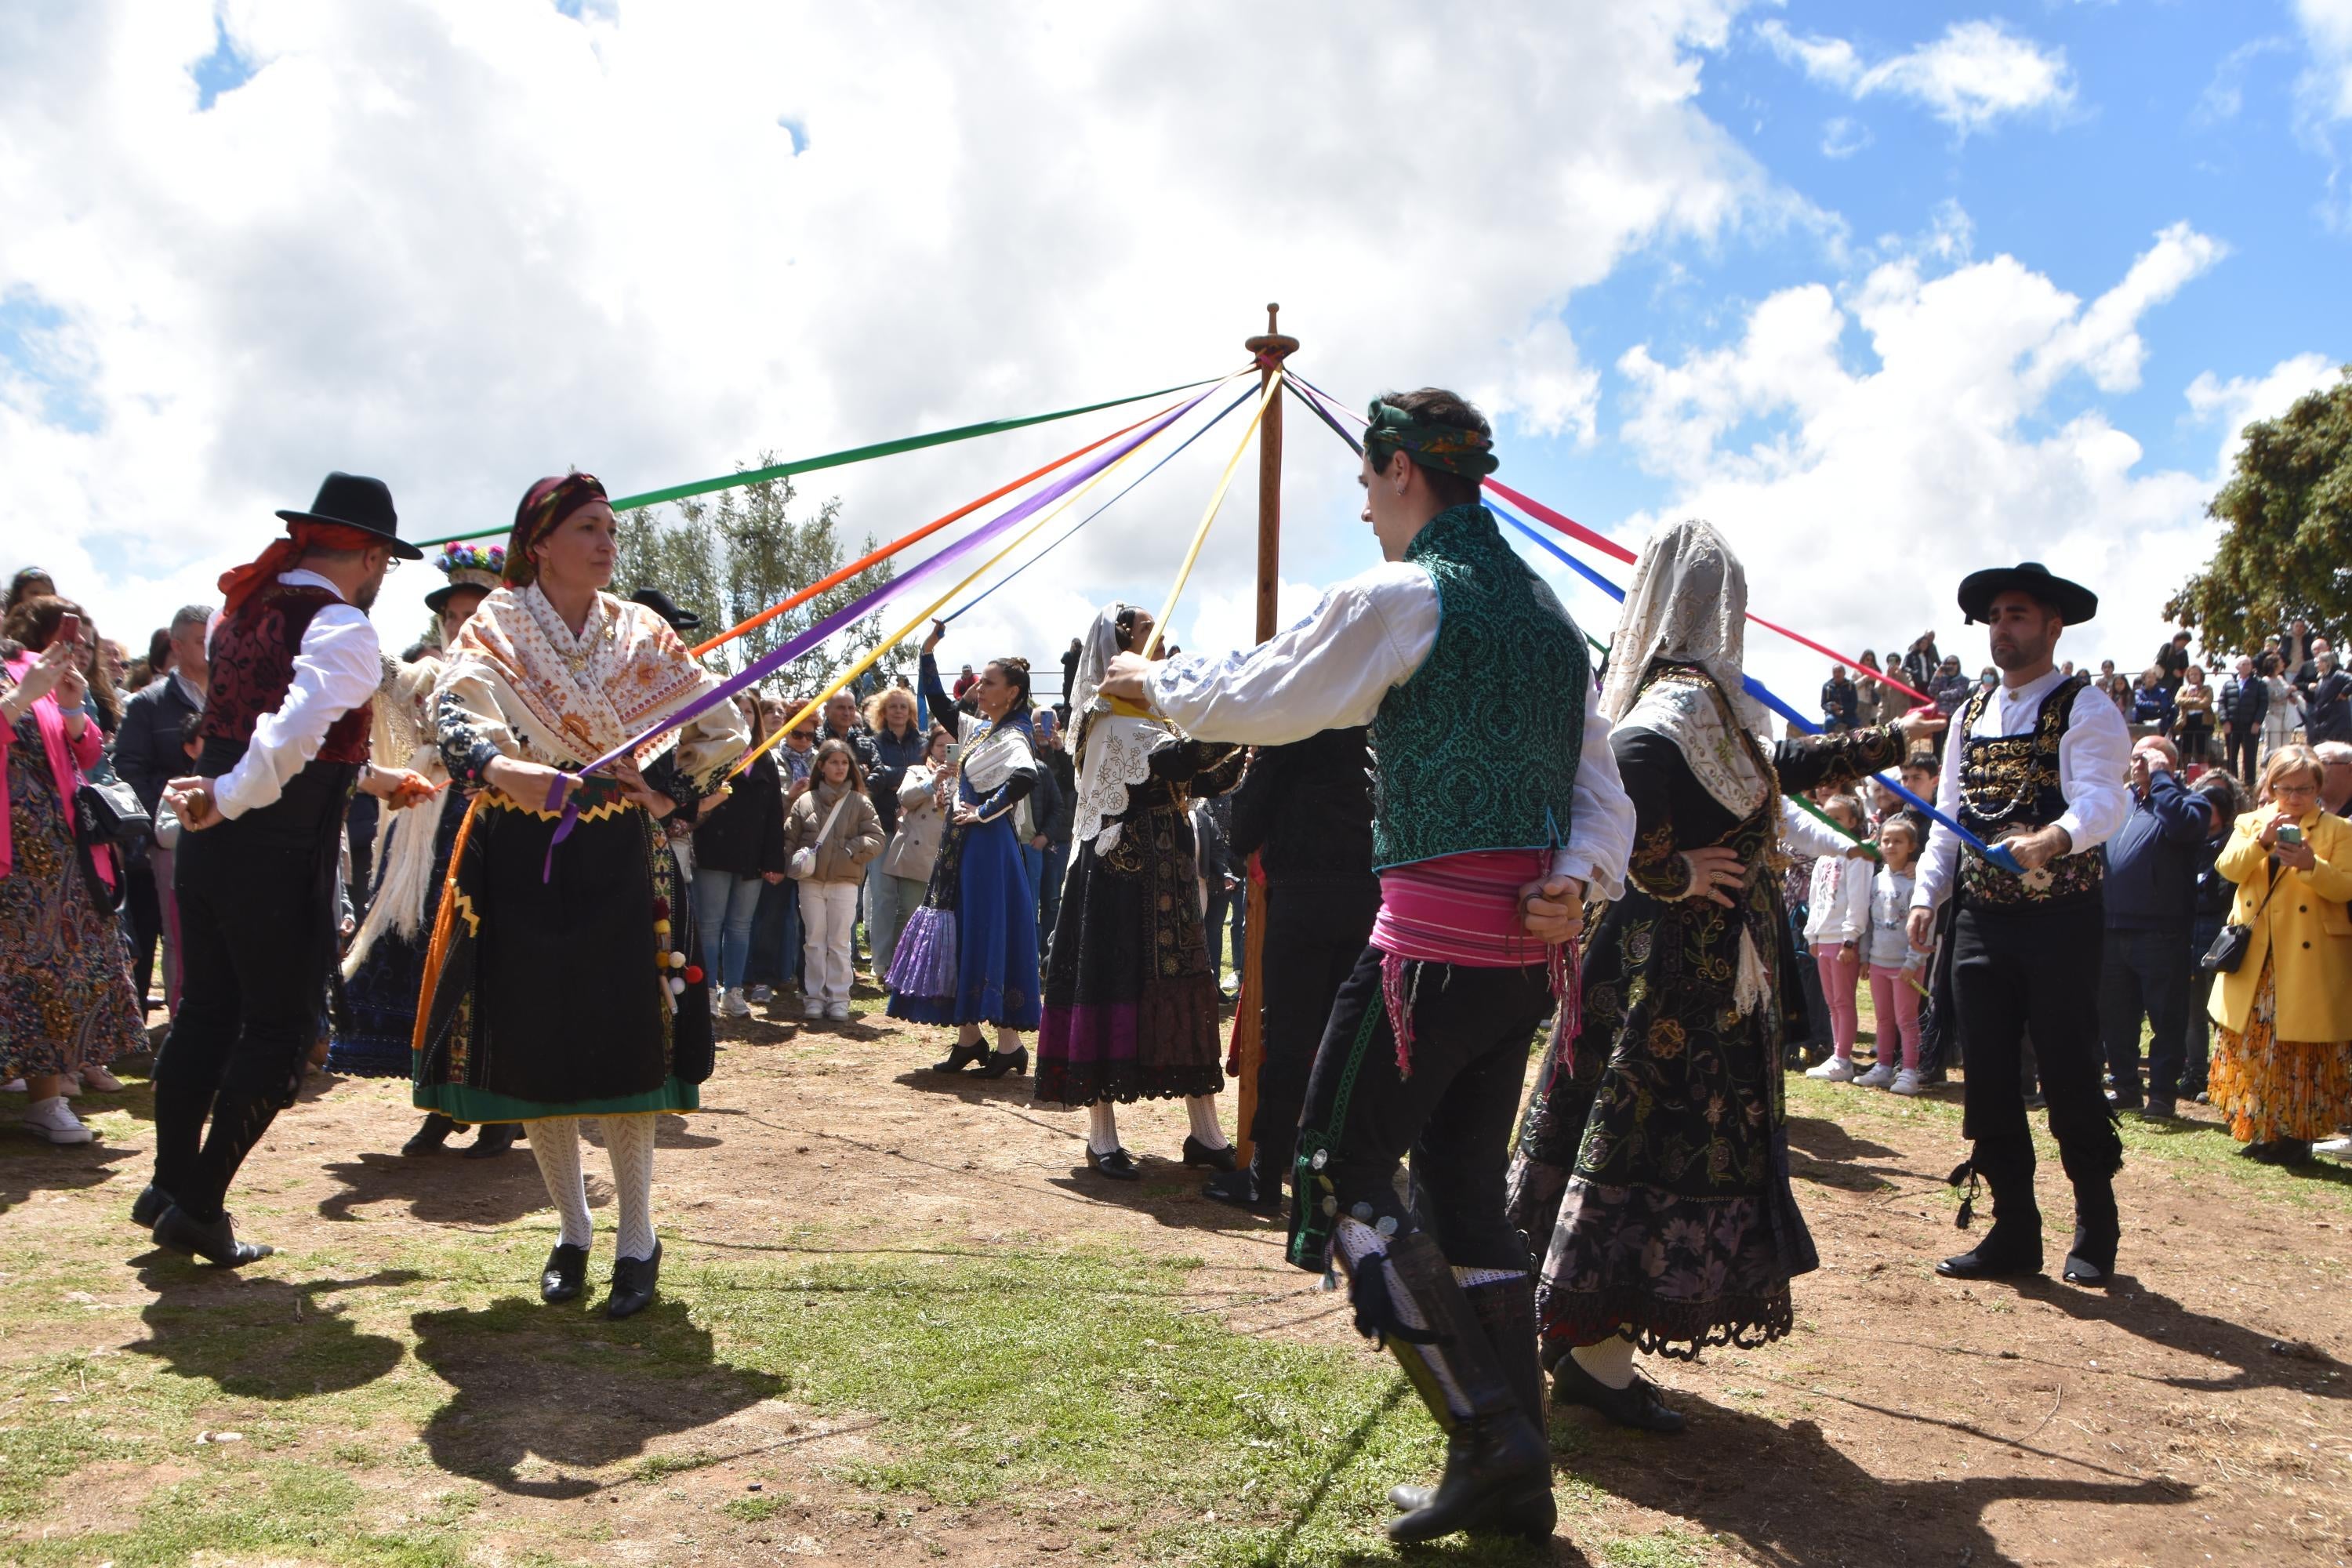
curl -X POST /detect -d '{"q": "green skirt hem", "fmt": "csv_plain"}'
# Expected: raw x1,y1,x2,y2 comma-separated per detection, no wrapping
413,1075,701,1123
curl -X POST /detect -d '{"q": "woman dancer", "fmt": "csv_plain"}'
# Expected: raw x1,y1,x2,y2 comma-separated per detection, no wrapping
1508,518,1940,1432
1037,604,1247,1179
886,623,1040,1075
414,474,746,1319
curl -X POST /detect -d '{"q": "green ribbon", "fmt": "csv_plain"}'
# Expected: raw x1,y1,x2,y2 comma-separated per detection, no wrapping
1790,790,1882,862
412,374,1223,549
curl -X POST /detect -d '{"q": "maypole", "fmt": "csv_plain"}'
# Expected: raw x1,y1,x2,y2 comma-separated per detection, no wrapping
1232,304,1298,1171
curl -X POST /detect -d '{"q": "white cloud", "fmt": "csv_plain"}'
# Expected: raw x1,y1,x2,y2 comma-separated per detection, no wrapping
2299,0,2352,122
1820,116,1871,159
1602,220,2305,710
1759,18,2076,136
0,0,1777,678
2184,352,2342,474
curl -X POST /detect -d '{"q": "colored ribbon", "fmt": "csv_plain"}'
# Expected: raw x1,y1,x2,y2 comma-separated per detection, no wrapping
540,379,1232,824
1139,370,1285,657
1287,372,1936,708
942,381,1258,626
735,378,1239,776
412,372,1232,550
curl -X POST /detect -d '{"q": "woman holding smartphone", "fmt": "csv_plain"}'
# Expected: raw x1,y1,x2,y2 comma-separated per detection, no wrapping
2206,744,2352,1166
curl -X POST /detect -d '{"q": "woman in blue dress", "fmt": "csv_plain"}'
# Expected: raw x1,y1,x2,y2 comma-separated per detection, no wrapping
885,622,1040,1076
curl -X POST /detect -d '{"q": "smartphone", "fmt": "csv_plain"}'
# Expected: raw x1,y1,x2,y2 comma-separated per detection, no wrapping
54,612,81,647
944,742,964,765
2277,822,2304,848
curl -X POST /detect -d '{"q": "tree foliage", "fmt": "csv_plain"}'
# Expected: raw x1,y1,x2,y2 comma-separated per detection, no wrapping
2169,366,2352,655
614,458,906,698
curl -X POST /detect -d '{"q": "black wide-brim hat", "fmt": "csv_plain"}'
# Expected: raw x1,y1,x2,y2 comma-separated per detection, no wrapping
1958,561,2096,626
629,586,700,632
274,471,423,559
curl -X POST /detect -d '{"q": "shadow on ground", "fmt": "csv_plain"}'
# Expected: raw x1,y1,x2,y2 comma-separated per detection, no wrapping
409,1294,786,1497
125,1265,422,1399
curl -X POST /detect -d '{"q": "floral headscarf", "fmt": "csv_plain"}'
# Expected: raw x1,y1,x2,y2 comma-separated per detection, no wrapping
504,473,608,586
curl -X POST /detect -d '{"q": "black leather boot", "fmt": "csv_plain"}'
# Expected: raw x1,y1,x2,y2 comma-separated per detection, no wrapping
1200,1168,1277,1213
151,1204,274,1267
606,1240,662,1319
2059,1145,2121,1287
541,1242,590,1304
1363,1233,1555,1544
1392,1272,1558,1513
1937,1152,2044,1280
931,1041,989,1074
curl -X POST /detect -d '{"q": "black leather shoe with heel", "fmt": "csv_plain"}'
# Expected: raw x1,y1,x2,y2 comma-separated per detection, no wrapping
605,1241,662,1319
931,1042,989,1074
541,1242,590,1304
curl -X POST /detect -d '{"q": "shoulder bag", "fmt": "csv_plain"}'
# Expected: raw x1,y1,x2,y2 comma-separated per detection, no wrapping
2199,857,2286,975
788,792,848,880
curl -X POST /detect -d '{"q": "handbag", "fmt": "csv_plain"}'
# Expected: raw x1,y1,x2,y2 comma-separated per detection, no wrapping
75,775,154,848
2199,858,2285,975
788,792,848,880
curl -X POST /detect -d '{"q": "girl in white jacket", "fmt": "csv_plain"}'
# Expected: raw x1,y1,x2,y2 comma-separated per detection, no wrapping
1802,795,1873,1083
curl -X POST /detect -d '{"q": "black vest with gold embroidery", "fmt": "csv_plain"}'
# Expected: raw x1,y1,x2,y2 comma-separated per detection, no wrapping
1955,673,2103,909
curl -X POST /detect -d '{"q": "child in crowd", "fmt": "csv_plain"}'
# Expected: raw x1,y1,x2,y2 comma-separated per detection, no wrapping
783,738,885,1021
1862,815,1929,1094
1802,794,1873,1083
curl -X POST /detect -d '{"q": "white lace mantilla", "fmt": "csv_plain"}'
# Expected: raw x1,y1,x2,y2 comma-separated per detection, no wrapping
1073,709,1178,853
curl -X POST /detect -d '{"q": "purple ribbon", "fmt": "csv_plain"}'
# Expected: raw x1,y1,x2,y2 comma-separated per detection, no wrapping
528,379,1221,883
543,769,579,882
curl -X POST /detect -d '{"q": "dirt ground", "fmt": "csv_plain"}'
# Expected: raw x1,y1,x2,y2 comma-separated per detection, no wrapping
5,981,2350,1567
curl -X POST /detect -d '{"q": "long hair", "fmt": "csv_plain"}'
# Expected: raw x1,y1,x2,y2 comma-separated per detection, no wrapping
811,736,868,794
865,684,920,737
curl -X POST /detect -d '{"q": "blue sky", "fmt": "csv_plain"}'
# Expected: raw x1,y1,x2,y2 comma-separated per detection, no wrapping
2,2,2347,706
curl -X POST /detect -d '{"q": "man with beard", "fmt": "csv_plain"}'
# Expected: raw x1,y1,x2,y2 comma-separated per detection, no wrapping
1907,564,2131,1287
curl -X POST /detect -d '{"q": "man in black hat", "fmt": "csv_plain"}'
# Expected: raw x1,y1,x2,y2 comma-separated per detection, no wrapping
628,586,700,633
1906,562,2132,1287
143,473,434,1265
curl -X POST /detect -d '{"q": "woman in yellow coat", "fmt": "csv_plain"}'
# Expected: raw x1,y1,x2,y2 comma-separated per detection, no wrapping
2208,745,2352,1164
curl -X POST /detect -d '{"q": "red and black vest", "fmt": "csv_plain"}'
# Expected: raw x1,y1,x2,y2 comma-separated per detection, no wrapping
200,581,373,762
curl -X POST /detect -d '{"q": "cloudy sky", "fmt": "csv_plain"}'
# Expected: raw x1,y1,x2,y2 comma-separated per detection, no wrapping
4,0,2348,714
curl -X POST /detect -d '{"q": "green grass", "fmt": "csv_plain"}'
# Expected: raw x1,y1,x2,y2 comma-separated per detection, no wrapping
0,1218,1573,1566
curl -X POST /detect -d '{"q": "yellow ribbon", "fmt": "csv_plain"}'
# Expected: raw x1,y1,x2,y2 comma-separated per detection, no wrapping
1138,368,1284,659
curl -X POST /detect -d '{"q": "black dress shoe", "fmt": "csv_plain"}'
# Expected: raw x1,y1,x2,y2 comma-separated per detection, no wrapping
1200,1169,1276,1212
605,1240,662,1320
151,1205,274,1268
402,1112,458,1156
129,1183,172,1229
1084,1146,1141,1181
463,1123,523,1160
2140,1098,2177,1121
1181,1134,1236,1172
975,1045,1028,1080
931,1042,989,1074
541,1242,590,1304
1549,1351,1686,1434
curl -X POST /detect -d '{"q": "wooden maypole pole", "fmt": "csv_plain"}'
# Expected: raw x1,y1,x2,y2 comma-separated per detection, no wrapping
1232,304,1298,1171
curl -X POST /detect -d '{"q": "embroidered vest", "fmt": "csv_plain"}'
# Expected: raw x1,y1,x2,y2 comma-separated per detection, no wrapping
199,580,373,786
1955,673,2103,909
1368,504,1589,871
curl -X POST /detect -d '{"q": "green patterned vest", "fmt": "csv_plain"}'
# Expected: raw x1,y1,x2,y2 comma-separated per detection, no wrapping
1368,503,1591,870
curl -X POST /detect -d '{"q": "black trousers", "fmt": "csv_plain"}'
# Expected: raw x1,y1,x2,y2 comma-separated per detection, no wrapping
122,857,162,1011
2097,924,2191,1104
1290,950,1555,1274
1247,891,1377,1192
151,775,347,1219
2225,728,2259,785
1951,898,2121,1205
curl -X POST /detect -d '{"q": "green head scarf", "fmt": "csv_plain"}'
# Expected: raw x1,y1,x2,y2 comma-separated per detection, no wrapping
1363,399,1499,478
